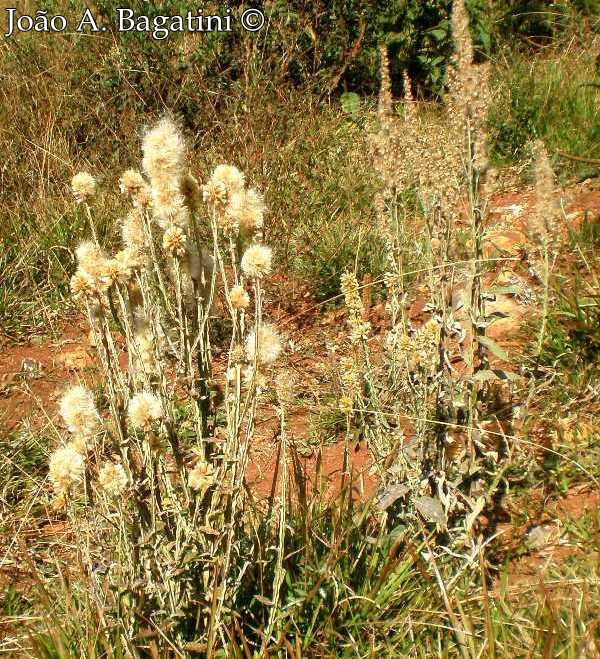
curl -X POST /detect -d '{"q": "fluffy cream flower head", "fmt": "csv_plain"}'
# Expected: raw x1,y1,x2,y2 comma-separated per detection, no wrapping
71,172,96,203
121,208,146,254
59,386,100,444
119,169,150,207
202,164,245,209
245,323,282,365
105,251,135,284
98,461,128,496
49,443,85,494
211,165,245,195
152,190,190,230
229,285,250,310
128,391,163,431
120,169,145,195
142,118,185,183
202,178,227,207
226,188,265,234
70,270,94,301
188,459,215,491
162,225,188,257
241,244,272,278
75,241,111,283
74,242,115,294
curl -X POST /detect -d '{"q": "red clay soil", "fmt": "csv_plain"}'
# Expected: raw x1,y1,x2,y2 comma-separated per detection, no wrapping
1,181,599,533
495,485,600,592
0,316,95,432
2,182,599,485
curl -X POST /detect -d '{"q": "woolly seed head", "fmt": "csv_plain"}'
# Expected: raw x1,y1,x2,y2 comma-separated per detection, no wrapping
119,169,145,195
128,391,163,431
105,252,134,284
49,443,85,494
230,285,250,310
71,172,96,203
246,323,282,366
188,459,215,491
142,118,185,183
226,188,265,234
119,169,150,207
241,244,272,279
121,208,146,255
210,165,245,196
59,385,100,442
70,270,94,301
152,190,190,230
76,241,110,279
202,178,228,207
98,461,128,496
162,225,188,258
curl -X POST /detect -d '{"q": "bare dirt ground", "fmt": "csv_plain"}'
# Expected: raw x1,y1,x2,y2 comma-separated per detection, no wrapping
1,180,599,601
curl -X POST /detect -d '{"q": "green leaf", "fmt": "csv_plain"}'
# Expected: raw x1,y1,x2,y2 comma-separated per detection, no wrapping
473,369,520,382
477,335,509,360
490,286,518,295
428,28,448,42
340,91,360,116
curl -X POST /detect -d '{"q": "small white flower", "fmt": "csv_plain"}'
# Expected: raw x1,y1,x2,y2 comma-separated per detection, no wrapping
71,172,96,203
128,391,163,431
49,444,85,494
58,386,100,445
241,244,272,278
245,324,282,365
229,285,250,310
98,461,128,496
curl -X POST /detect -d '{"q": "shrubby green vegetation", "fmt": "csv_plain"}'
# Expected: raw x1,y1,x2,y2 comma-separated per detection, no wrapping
0,0,597,336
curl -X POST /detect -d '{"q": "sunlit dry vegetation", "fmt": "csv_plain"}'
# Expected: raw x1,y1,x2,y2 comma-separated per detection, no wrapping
1,1,599,657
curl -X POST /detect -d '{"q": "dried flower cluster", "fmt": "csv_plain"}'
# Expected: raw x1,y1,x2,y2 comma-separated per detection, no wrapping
48,445,85,496
48,385,100,498
340,272,371,344
49,115,285,651
71,171,96,203
246,324,282,366
369,0,491,226
338,356,362,415
241,244,272,279
386,319,441,374
98,461,128,496
128,391,163,431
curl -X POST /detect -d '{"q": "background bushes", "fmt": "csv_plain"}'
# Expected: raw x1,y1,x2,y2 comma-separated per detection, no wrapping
0,0,597,337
